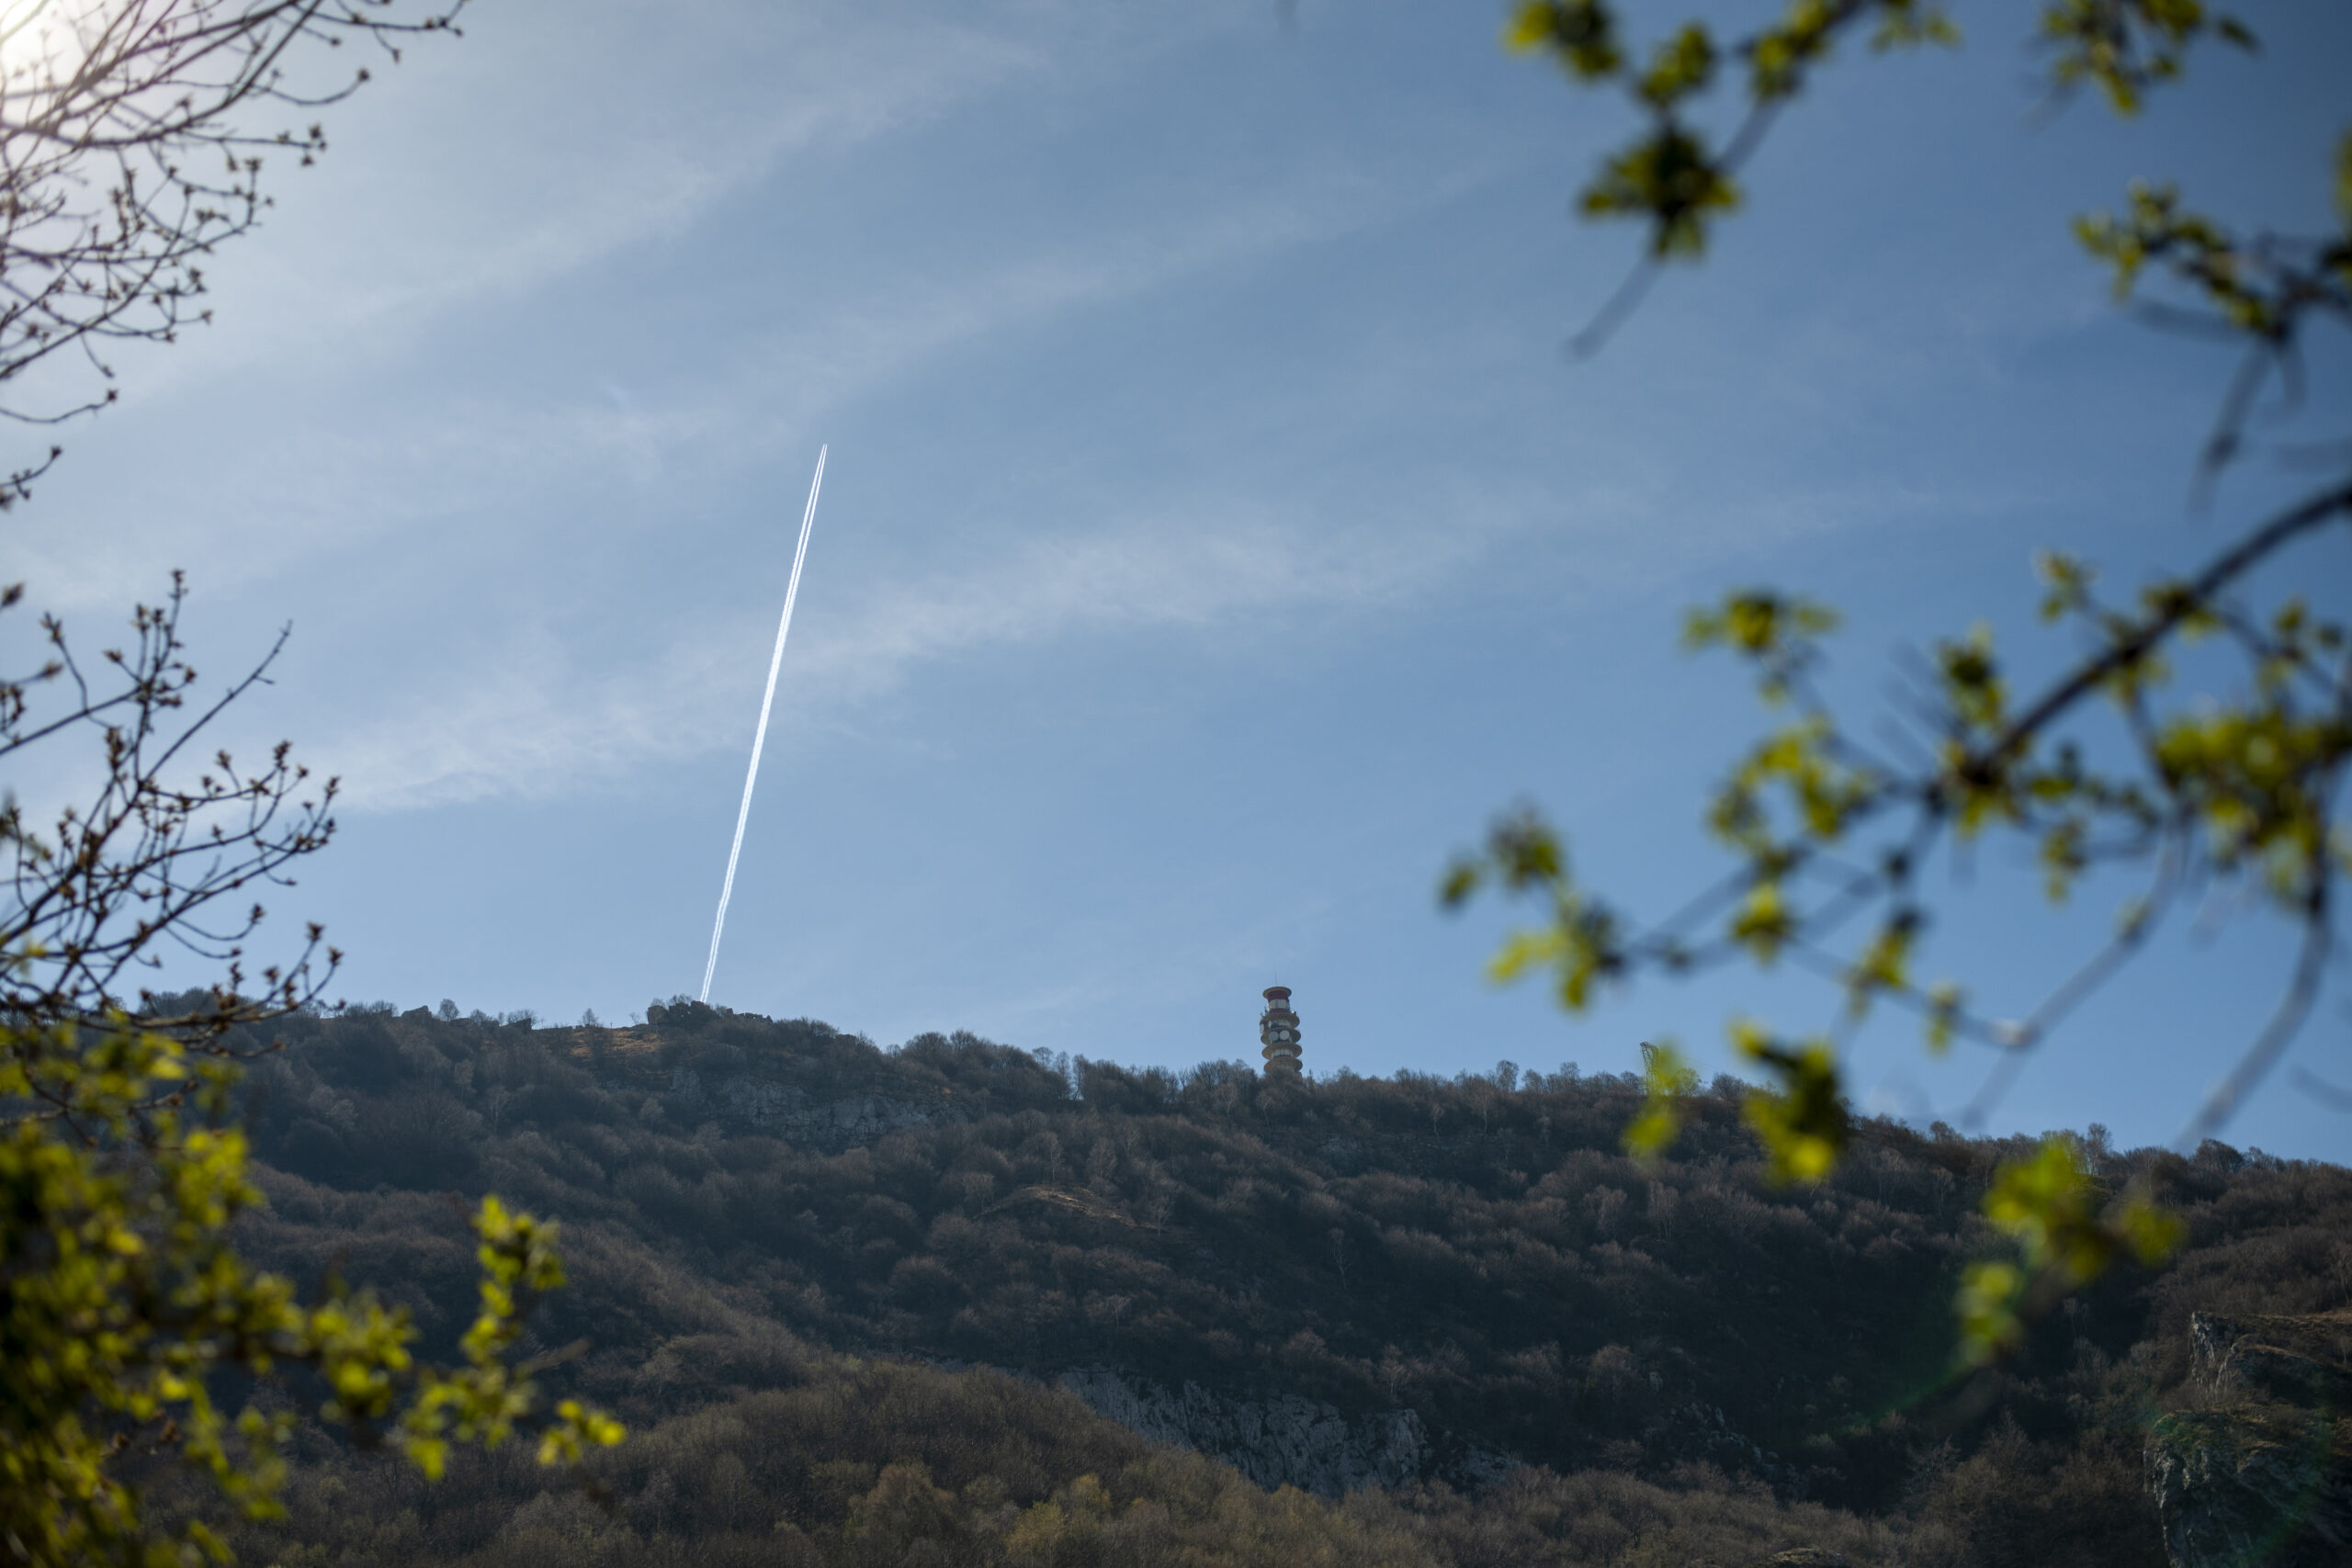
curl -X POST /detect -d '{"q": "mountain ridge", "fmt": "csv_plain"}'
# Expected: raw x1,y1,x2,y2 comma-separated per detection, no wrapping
195,996,2352,1565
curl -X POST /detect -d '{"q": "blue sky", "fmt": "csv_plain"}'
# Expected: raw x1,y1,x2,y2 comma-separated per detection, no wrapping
21,1,2351,1158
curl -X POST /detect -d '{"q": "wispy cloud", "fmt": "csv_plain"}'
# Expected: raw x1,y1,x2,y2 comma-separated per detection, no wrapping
313,477,1533,812
118,2,1080,393
23,0,2007,821
28,106,1513,618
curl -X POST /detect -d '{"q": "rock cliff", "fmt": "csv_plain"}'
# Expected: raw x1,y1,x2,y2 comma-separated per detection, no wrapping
1054,1365,1505,1495
2147,1310,2350,1568
663,1066,964,1151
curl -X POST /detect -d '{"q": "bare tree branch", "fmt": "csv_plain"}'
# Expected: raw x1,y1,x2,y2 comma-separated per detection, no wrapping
0,0,464,508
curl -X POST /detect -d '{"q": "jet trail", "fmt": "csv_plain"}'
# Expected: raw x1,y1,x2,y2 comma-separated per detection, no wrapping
700,445,827,1003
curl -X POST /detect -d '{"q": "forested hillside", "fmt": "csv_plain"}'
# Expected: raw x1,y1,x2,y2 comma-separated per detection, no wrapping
201,998,2351,1566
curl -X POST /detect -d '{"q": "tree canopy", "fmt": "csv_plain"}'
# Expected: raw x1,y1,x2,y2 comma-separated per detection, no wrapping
175,1000,2352,1565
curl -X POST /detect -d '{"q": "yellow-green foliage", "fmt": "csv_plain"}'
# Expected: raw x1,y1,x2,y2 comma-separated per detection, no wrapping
1620,1040,1697,1161
0,581,620,1565
1460,0,2352,1382
0,1016,621,1567
1957,1136,2184,1368
1729,1025,1847,1188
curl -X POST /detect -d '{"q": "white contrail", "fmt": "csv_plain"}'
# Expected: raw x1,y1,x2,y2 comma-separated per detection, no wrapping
700,445,828,1003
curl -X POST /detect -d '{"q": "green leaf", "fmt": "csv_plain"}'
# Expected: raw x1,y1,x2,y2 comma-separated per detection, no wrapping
1623,1039,1699,1161
1580,124,1741,258
1734,1024,1848,1184
1504,0,1623,78
1637,25,1716,107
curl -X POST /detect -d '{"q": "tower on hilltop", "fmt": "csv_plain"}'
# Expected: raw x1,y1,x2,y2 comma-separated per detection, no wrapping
1259,987,1302,1077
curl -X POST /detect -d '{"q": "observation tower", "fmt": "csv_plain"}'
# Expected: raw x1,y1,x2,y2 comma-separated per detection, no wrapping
1259,987,1302,1077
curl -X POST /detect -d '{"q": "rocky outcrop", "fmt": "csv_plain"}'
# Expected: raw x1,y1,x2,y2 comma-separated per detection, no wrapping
663,1067,963,1149
2148,1311,2350,1568
2188,1311,2352,1410
1668,1400,1806,1496
1054,1365,1504,1495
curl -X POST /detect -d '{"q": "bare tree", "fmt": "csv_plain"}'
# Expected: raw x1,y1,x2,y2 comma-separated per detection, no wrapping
0,0,464,507
0,570,336,1064
0,580,622,1567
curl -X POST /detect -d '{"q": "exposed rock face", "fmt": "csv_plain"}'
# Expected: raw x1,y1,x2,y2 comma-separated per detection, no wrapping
2191,1312,2352,1410
1668,1400,1805,1497
664,1067,962,1150
1055,1365,1480,1495
2148,1311,2351,1568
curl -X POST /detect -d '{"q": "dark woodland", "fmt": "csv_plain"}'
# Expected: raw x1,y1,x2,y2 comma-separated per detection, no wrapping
177,998,2350,1567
